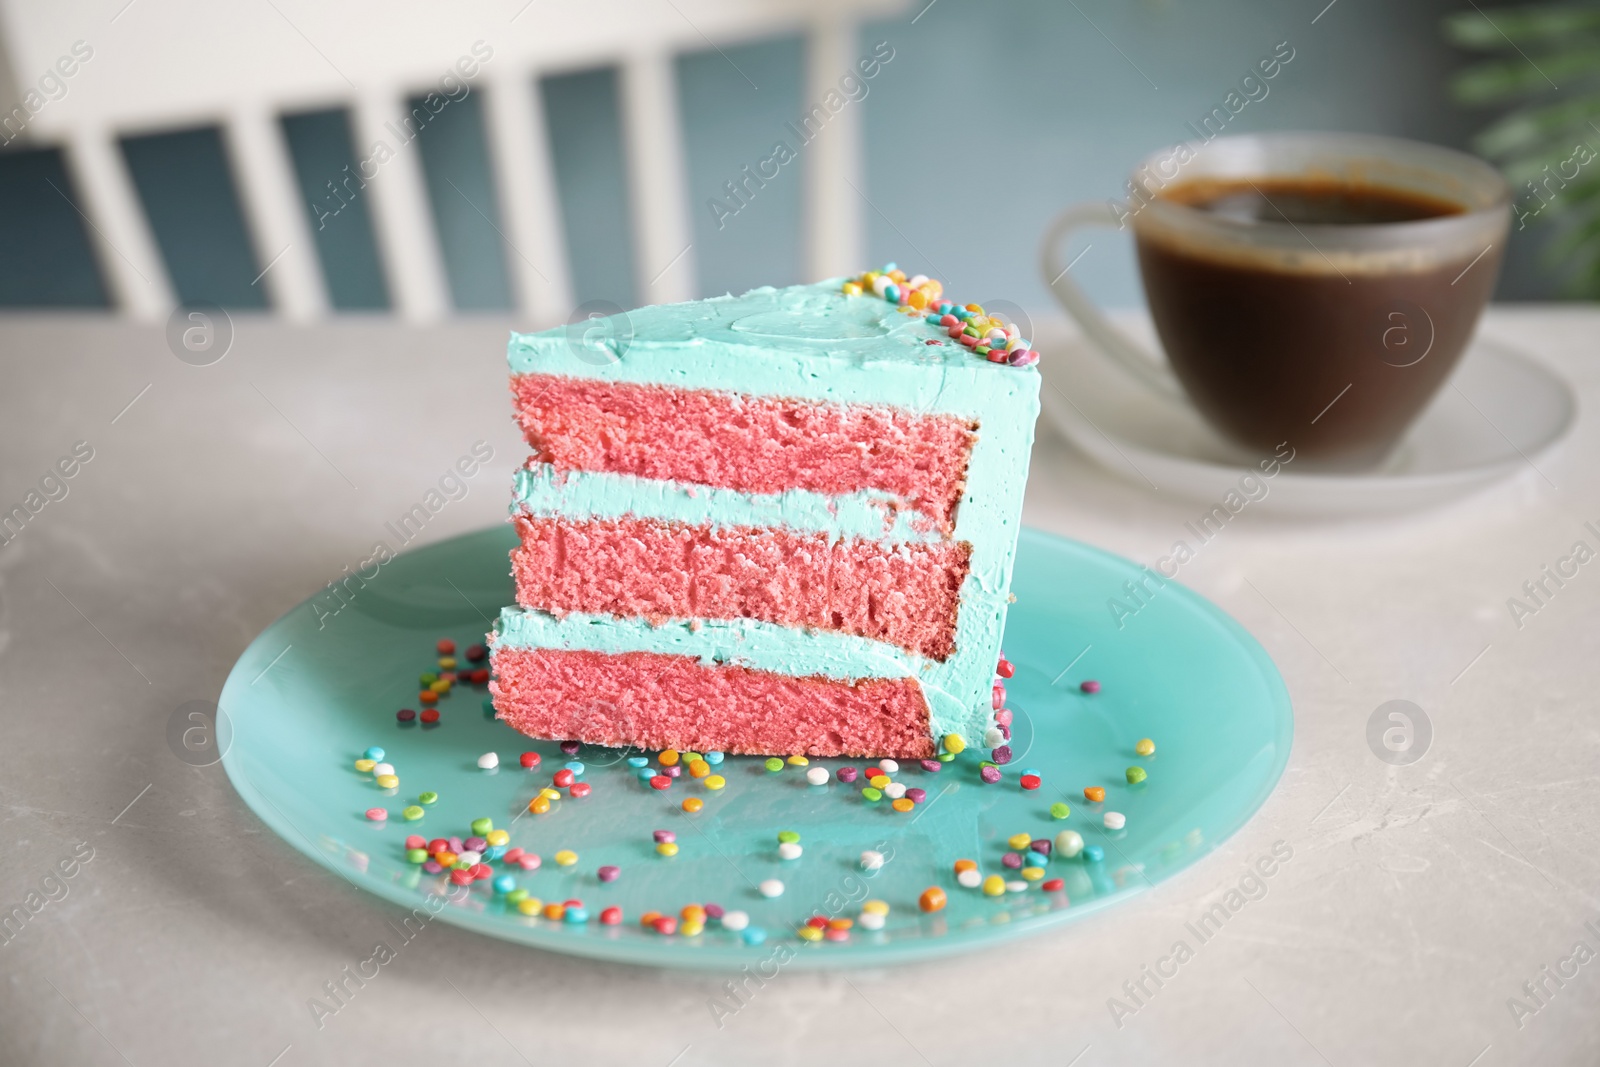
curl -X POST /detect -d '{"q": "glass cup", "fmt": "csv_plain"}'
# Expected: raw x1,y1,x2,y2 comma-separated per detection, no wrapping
1040,132,1511,469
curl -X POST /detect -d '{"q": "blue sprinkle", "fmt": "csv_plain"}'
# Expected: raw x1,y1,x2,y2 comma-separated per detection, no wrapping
627,756,649,768
883,283,899,303
493,875,516,894
742,926,768,946
925,315,942,326
1023,768,1041,778
564,907,589,924
363,746,385,761
637,767,656,781
954,307,972,320
564,760,585,777
881,262,897,272
705,751,724,765
1084,845,1105,863
485,845,507,861
938,302,953,315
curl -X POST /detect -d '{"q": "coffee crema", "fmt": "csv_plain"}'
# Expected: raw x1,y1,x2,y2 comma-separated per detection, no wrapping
1159,177,1466,226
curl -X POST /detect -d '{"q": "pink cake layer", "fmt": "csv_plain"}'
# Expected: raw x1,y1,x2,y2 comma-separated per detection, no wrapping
511,374,976,533
512,514,969,661
490,645,937,758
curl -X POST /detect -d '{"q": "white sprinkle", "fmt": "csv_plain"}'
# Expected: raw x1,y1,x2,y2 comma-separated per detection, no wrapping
721,910,750,931
1104,811,1126,830
373,762,395,777
805,767,830,786
759,878,785,898
858,911,885,931
457,850,482,865
884,782,907,800
1005,879,1028,893
877,759,899,774
777,841,803,860
859,850,885,871
1054,830,1084,857
983,726,1005,748
477,752,499,770
907,274,928,288
956,868,982,889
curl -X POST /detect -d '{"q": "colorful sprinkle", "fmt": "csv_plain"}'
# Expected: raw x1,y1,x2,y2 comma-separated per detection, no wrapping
1081,680,1101,694
918,886,947,913
860,850,885,871
1104,811,1127,830
364,807,387,821
704,775,726,791
477,752,499,770
1055,830,1084,857
764,757,784,773
759,879,784,898
1084,786,1106,803
1135,738,1156,756
1126,766,1147,784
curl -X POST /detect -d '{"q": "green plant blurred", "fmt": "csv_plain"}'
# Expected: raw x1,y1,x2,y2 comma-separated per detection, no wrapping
1445,2,1600,298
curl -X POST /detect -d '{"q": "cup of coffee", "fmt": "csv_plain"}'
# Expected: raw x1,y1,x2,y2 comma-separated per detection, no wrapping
1041,132,1511,468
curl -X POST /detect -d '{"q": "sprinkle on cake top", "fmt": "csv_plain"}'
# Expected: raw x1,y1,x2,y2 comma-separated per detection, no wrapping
840,263,1041,368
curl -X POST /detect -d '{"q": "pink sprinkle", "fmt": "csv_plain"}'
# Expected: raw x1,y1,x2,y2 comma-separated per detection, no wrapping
518,854,541,871
448,837,464,853
664,765,681,778
504,847,524,864
404,834,425,849
423,860,443,873
992,684,1006,710
940,314,958,327
906,787,927,803
653,830,676,844
365,807,387,821
705,903,725,919
598,865,620,883
995,707,1014,727
1080,680,1101,694
1002,852,1023,869
919,759,941,772
992,745,1013,765
837,767,859,783
980,765,1002,784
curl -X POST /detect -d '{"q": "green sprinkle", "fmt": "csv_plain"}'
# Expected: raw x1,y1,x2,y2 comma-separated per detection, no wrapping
471,817,493,835
453,860,472,871
764,757,784,772
777,830,800,844
682,752,702,764
1126,766,1148,784
419,791,439,805
937,752,956,763
405,847,428,864
980,760,998,769
506,888,529,904
861,787,883,802
1050,802,1071,819
402,805,425,821
420,672,438,685
975,345,991,355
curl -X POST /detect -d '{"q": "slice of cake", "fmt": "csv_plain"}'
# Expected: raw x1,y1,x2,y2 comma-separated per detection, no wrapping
489,267,1041,759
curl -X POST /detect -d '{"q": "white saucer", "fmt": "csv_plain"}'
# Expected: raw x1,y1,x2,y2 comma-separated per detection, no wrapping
1036,314,1576,517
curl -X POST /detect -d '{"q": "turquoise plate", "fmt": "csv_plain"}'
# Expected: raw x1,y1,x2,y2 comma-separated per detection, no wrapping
219,526,1291,969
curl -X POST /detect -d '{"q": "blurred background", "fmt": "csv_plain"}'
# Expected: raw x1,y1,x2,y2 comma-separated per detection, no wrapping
0,0,1590,324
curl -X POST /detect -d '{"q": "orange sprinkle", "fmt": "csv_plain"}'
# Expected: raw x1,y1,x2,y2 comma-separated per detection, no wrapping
681,797,703,813
953,858,978,874
658,750,680,766
892,797,914,813
418,690,438,704
542,902,565,920
919,886,947,913
1084,786,1106,802
639,910,662,928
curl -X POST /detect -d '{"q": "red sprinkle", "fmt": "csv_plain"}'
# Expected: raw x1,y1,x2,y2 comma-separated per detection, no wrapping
404,834,425,849
519,752,541,769
652,916,677,935
1020,774,1041,791
1043,878,1065,892
428,838,449,853
806,915,829,929
471,668,490,684
649,775,672,790
996,659,1015,678
470,863,493,881
569,781,592,798
420,708,440,724
1080,679,1101,694
600,906,623,925
465,643,487,663
396,708,416,722
437,639,456,654
449,868,473,885
553,769,576,788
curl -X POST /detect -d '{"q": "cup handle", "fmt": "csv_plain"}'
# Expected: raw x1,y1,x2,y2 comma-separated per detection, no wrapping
1039,201,1185,401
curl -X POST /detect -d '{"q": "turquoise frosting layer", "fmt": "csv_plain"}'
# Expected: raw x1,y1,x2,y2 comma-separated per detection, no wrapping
505,279,1040,745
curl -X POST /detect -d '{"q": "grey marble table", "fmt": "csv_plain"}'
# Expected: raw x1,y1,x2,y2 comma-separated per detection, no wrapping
2,308,1597,1066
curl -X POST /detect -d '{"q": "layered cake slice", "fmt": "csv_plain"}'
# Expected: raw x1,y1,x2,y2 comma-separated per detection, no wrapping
489,268,1041,759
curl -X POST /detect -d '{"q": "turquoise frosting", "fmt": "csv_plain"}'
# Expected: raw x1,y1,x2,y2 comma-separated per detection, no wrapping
503,279,1040,745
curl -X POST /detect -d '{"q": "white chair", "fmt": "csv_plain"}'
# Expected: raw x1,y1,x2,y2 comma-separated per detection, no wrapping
0,0,906,322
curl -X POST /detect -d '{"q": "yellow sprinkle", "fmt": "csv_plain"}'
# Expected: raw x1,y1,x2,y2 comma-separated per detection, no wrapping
354,759,376,773
375,774,399,789
869,775,890,789
786,755,809,766
1007,832,1032,850
539,787,562,801
862,899,890,916
842,281,863,296
554,849,577,867
982,874,1006,897
656,842,679,857
797,925,823,942
516,897,544,915
1135,738,1156,756
438,656,456,669
704,775,726,790
680,920,704,936
941,733,965,755
429,679,450,693
485,829,510,847
1021,866,1045,882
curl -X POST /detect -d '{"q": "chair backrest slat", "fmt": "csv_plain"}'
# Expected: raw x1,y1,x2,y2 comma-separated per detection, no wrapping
224,104,329,320
352,90,452,322
620,50,695,307
483,71,573,322
62,125,175,321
